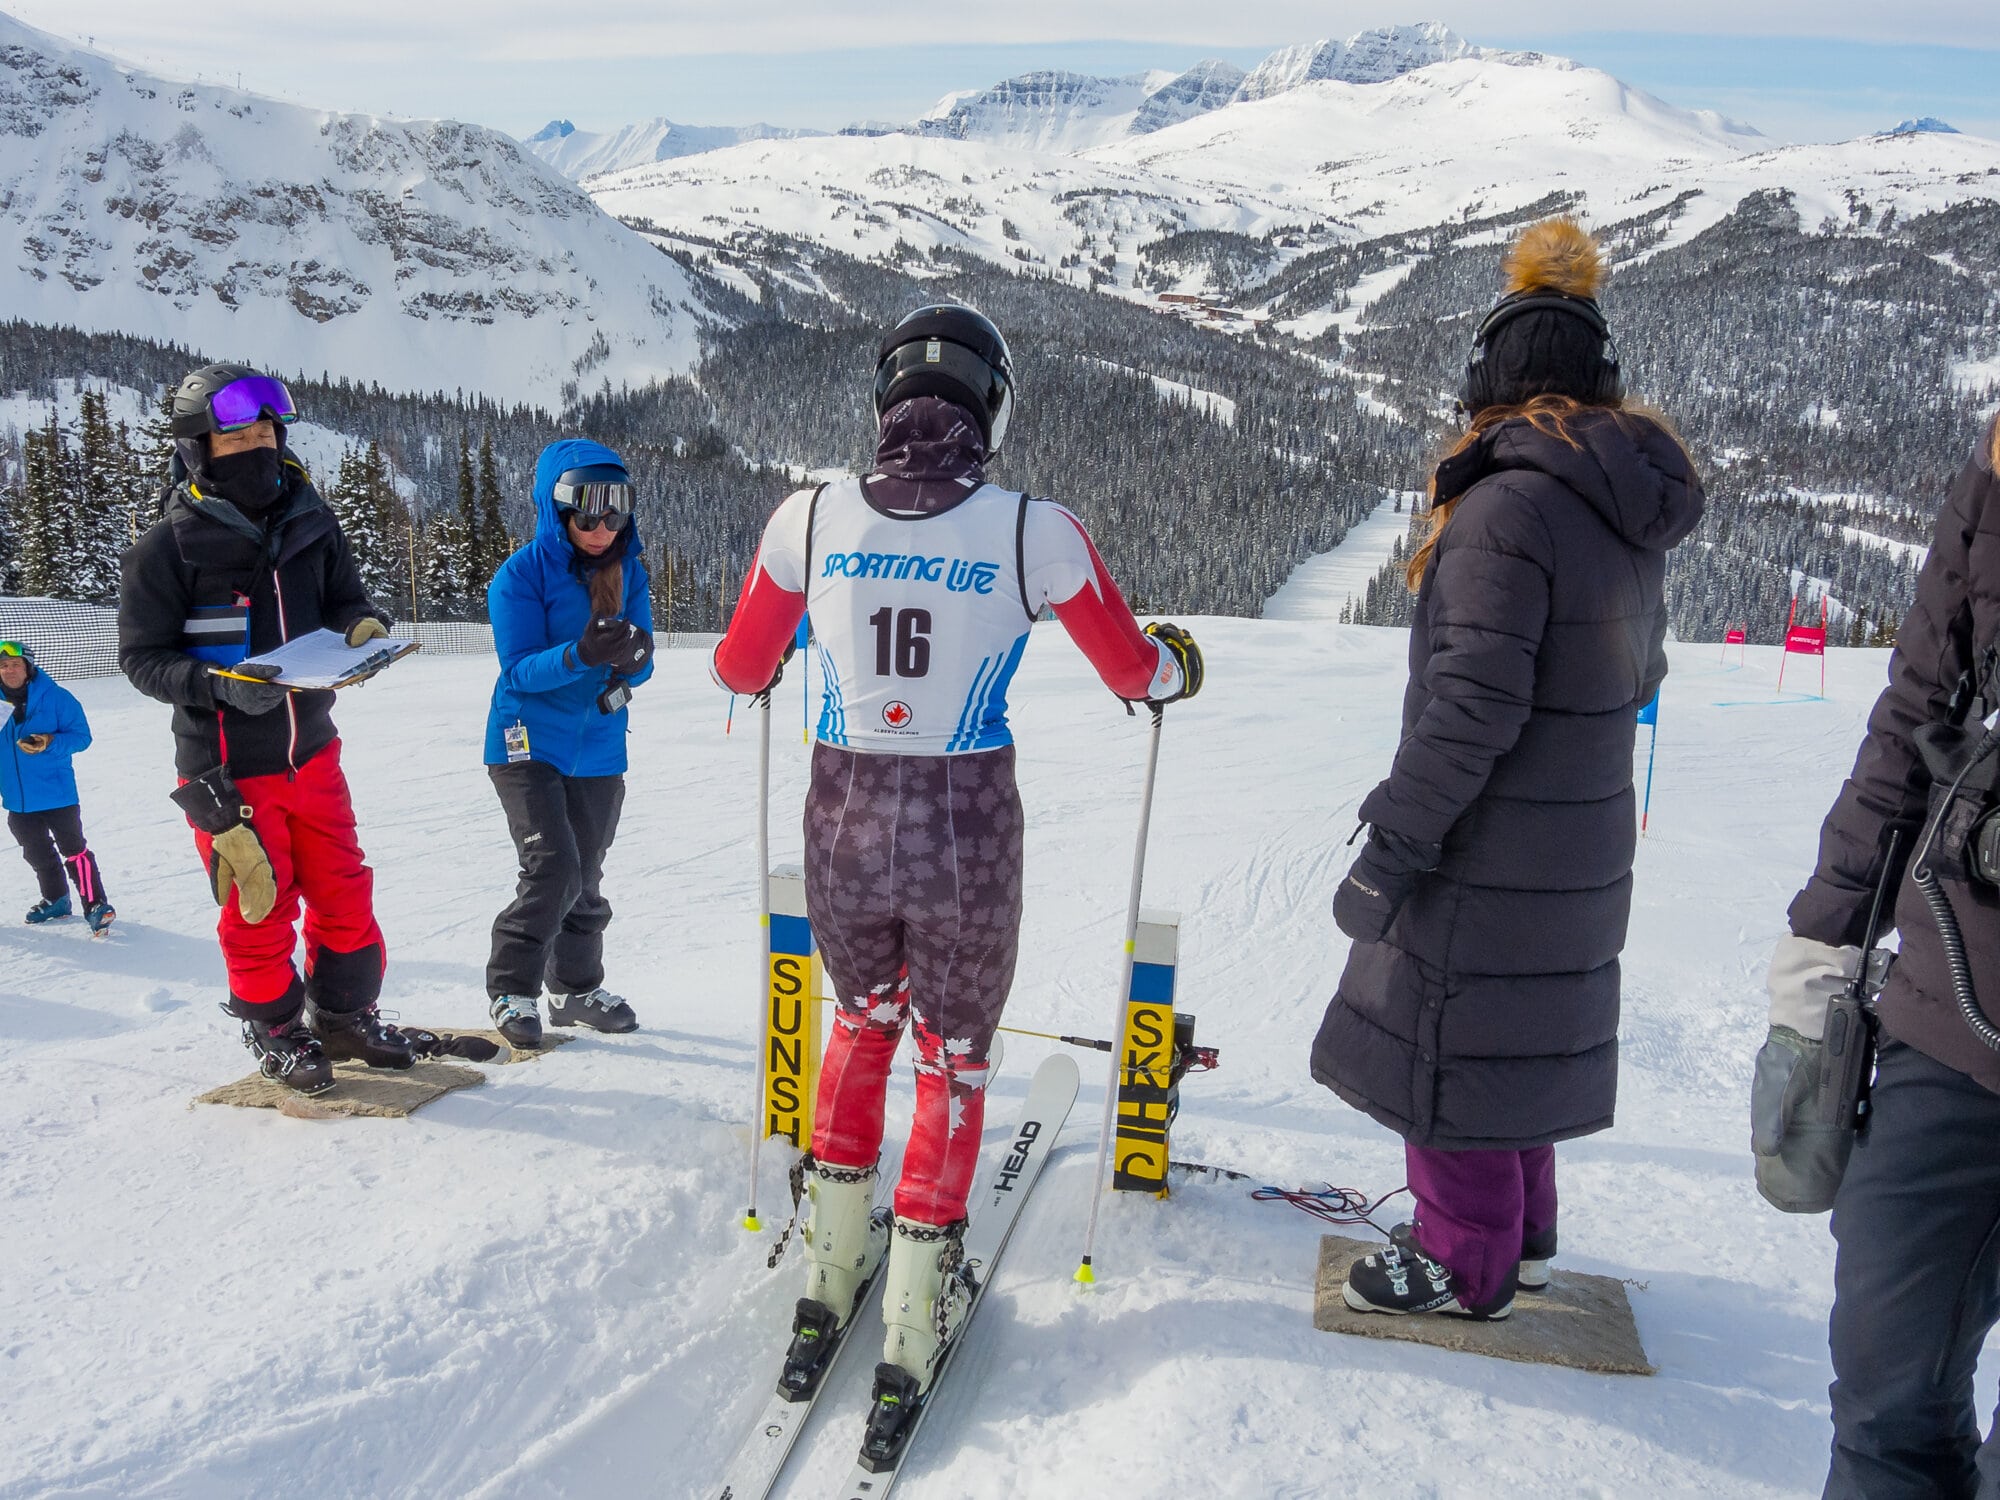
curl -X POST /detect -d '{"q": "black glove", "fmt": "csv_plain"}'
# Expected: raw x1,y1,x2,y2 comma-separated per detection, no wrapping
170,766,279,924
210,662,288,716
1143,621,1204,705
577,616,636,669
612,627,653,677
402,1027,503,1063
1333,828,1441,946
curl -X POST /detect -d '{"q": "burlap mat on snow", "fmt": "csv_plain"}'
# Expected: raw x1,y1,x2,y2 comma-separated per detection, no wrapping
1313,1233,1653,1376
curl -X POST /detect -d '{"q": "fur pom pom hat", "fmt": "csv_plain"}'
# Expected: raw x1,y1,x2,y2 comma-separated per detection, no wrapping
1461,217,1622,412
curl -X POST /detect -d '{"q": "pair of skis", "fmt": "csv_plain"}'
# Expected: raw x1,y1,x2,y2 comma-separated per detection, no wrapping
712,1052,1079,1500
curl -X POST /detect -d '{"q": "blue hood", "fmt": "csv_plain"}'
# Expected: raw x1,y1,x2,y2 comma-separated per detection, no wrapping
533,438,640,562
484,438,655,776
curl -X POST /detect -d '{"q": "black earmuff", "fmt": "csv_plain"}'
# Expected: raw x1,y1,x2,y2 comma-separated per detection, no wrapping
1459,292,1622,413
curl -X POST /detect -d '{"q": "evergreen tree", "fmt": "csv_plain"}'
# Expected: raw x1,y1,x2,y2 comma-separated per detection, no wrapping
329,442,408,608
474,431,510,589
73,390,126,603
19,415,75,599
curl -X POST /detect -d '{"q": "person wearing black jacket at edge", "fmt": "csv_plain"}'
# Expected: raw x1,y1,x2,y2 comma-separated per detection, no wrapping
118,363,413,1095
1759,414,2000,1500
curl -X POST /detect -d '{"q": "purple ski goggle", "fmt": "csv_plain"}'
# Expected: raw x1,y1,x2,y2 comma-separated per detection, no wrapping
207,375,299,433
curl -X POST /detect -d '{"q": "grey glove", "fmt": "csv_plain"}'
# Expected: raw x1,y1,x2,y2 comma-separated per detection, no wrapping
210,662,289,716
1751,936,1866,1214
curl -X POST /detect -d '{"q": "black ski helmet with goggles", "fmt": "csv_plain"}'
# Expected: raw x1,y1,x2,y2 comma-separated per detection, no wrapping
169,363,299,482
873,305,1015,456
552,464,635,533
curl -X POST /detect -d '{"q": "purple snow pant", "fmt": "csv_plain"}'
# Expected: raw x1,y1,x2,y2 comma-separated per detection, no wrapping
1406,1142,1558,1308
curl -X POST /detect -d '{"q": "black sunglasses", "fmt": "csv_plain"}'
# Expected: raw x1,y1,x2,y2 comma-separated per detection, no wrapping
562,508,630,534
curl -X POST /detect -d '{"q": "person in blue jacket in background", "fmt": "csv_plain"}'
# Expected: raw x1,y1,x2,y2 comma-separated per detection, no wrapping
483,440,655,1047
1,641,115,932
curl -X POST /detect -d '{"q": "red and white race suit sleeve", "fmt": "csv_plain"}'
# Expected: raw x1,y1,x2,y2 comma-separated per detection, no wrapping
1023,499,1182,702
710,488,813,694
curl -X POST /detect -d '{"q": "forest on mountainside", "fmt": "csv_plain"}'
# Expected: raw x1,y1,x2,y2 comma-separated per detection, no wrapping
1290,191,1998,641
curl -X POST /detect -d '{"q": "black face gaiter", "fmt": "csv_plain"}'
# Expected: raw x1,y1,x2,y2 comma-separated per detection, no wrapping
206,447,284,513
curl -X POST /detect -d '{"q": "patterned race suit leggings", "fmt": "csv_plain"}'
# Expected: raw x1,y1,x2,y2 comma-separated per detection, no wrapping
804,743,1024,1225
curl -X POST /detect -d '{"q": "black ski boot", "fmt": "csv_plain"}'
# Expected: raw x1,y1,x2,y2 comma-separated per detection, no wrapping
1343,1223,1512,1321
307,1001,416,1070
240,1015,335,1095
547,986,637,1033
1518,1223,1557,1292
490,994,542,1049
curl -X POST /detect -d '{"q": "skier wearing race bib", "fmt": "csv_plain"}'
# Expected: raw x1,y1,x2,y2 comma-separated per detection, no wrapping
711,304,1204,1394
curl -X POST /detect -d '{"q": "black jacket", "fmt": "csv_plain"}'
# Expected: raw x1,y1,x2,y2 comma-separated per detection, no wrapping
1790,417,2000,1090
1312,409,1704,1149
118,459,386,780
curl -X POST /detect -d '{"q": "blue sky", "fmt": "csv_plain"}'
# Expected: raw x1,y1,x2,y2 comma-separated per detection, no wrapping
10,4,1998,145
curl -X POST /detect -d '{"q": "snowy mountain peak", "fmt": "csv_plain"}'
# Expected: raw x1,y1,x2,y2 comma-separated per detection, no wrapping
913,69,1171,152
0,10,713,404
521,116,826,180
1884,117,1960,136
1132,60,1250,136
1236,21,1481,101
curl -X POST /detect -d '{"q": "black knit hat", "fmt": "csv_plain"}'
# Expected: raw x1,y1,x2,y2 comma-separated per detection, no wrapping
1460,219,1622,414
1477,301,1617,408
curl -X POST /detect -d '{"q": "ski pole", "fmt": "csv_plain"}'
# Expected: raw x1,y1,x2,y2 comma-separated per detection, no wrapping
1076,702,1166,1286
744,689,773,1232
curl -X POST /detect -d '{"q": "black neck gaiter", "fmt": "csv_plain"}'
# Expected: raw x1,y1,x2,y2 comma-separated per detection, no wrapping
206,448,285,514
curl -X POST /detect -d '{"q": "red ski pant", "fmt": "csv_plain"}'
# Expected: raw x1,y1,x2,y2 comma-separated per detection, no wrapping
187,740,384,1007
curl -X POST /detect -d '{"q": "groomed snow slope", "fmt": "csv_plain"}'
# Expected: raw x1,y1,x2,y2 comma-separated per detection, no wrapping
1,624,1971,1499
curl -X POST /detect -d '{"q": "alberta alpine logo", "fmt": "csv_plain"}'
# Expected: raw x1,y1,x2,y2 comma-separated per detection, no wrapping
883,701,913,729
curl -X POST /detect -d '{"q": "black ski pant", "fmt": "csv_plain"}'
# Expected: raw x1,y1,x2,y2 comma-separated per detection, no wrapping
8,804,108,908
486,763,624,1002
1827,1039,2000,1499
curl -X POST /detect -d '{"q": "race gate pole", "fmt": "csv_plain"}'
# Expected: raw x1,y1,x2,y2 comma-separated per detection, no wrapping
1077,704,1166,1285
744,691,774,1232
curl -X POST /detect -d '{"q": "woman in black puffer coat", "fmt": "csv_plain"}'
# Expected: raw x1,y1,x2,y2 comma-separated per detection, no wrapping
1315,219,1705,1320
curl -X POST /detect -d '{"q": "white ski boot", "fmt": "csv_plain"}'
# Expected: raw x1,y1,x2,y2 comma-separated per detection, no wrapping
802,1158,890,1329
879,1215,972,1394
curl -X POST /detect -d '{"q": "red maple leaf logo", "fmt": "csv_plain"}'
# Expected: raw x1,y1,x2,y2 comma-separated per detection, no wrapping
883,701,912,728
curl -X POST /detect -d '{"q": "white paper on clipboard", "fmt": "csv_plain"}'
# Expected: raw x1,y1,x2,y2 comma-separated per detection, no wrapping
217,628,421,689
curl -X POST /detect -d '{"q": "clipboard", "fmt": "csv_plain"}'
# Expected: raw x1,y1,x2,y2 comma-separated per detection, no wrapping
209,629,422,691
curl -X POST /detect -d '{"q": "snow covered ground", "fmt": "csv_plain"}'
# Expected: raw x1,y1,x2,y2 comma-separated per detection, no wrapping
0,620,1964,1499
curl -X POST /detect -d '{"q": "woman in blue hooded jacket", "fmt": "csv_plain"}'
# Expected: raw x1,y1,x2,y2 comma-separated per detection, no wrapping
2,642,115,931
482,440,656,1047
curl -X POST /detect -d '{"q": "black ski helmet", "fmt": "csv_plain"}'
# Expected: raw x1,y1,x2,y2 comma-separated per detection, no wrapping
873,305,1014,455
169,362,293,483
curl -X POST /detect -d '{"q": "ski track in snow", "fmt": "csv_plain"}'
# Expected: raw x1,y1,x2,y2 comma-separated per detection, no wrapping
1263,499,1419,621
3,623,1992,1500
